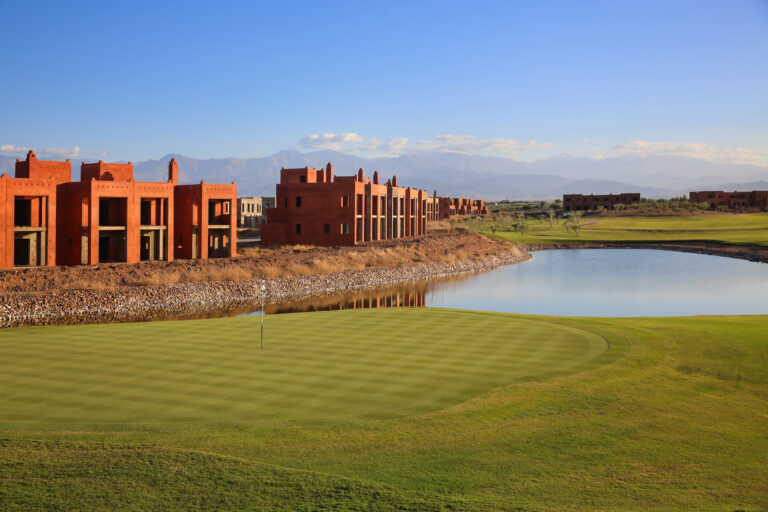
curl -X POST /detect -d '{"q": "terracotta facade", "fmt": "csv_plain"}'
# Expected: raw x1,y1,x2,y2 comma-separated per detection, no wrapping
1,150,236,268
689,190,768,209
437,197,488,219
261,164,428,246
563,193,641,211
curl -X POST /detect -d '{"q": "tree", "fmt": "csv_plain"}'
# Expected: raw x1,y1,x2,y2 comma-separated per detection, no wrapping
547,209,556,228
516,218,530,236
489,223,499,236
564,211,583,234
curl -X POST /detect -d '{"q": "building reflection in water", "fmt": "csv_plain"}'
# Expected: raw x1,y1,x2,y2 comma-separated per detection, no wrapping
265,283,427,314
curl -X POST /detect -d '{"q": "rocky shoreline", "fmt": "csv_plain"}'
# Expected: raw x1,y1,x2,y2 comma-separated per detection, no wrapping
523,241,768,264
0,248,530,329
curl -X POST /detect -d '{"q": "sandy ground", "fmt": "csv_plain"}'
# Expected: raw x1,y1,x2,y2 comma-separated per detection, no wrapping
0,230,509,294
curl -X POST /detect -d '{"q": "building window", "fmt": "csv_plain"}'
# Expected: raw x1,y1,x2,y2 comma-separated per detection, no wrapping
324,223,330,234
341,223,350,234
299,175,306,183
341,196,350,207
296,196,302,207
224,202,230,214
296,223,301,234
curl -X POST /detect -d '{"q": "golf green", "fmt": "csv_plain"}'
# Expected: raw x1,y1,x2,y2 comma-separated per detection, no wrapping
0,308,608,428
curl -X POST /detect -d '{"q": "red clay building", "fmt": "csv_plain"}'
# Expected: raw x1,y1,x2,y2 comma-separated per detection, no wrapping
1,150,237,269
57,159,177,264
261,164,428,246
0,150,69,267
174,180,237,259
563,193,641,211
437,197,488,219
689,190,768,209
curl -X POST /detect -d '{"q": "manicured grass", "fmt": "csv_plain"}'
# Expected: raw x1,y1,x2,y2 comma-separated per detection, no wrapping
470,212,768,246
1,309,767,510
0,310,607,427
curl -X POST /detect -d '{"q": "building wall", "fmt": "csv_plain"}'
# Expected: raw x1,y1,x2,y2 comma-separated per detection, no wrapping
563,193,641,211
689,190,768,209
1,151,237,269
261,164,427,247
436,196,487,219
56,160,177,265
0,173,59,268
174,182,237,260
237,197,264,227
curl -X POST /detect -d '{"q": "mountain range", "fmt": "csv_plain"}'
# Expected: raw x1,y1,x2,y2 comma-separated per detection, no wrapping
2,151,767,200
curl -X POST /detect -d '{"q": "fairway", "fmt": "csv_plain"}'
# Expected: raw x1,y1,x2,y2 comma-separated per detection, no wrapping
1,310,767,510
0,309,608,428
469,212,768,246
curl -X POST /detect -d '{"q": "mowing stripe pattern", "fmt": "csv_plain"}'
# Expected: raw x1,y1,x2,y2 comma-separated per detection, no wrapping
0,309,607,428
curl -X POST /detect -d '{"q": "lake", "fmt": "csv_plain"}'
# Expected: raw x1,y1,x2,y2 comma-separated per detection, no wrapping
251,249,768,317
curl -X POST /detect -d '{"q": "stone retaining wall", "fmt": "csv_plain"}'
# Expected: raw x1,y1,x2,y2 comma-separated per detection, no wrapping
0,250,531,328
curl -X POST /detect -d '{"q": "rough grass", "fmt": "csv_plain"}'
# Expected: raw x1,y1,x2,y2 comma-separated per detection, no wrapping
1,309,766,511
469,212,768,247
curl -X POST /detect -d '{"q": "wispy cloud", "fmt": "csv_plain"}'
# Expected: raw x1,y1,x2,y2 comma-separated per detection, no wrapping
412,135,553,155
297,133,553,157
0,144,27,154
0,144,83,158
298,133,366,151
614,140,768,167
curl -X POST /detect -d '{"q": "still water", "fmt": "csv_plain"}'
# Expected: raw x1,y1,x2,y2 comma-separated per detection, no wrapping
427,249,768,317
252,249,768,317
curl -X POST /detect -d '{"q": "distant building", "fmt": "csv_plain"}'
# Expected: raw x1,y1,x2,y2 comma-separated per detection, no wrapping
563,193,641,211
689,190,768,209
262,196,275,211
1,150,237,268
237,196,268,227
261,164,428,246
426,192,440,222
437,197,488,219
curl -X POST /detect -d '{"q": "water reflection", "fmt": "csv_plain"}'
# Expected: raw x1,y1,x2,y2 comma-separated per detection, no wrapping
241,249,768,318
263,285,427,314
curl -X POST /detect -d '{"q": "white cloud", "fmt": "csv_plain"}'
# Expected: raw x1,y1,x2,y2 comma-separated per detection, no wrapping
412,134,553,155
0,144,82,158
42,146,81,158
614,140,768,167
0,144,28,154
298,133,366,151
297,133,553,157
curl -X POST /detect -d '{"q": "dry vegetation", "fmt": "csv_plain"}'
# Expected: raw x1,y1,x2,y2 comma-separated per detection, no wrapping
1,231,517,294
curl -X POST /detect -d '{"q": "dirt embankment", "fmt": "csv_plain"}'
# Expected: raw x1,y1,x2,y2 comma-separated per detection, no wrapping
0,231,530,328
523,241,768,264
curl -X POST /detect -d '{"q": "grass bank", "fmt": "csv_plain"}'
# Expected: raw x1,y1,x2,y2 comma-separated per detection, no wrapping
1,308,766,510
464,212,768,247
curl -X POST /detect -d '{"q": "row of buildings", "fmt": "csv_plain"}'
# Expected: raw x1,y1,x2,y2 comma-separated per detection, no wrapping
260,164,486,246
563,191,768,211
1,150,236,268
562,193,641,211
2,153,489,267
689,190,768,209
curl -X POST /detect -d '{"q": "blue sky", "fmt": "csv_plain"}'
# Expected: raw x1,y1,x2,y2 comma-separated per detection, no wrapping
1,0,767,166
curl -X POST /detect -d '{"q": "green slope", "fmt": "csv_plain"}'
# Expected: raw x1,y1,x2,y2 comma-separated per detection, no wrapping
1,310,766,511
467,212,768,246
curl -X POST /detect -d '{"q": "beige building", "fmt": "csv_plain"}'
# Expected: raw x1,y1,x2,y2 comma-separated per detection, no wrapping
237,196,274,227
